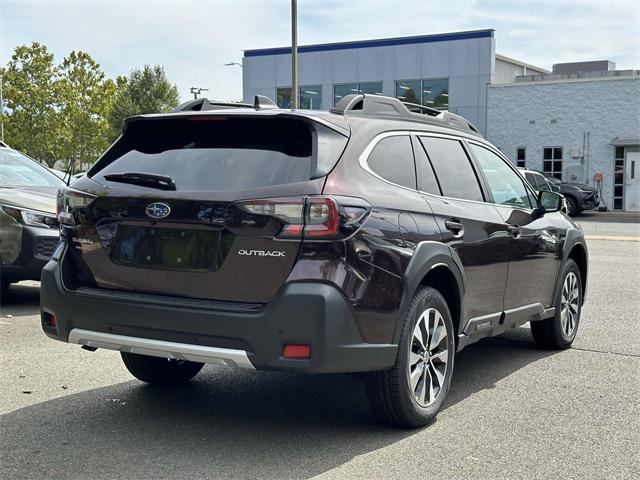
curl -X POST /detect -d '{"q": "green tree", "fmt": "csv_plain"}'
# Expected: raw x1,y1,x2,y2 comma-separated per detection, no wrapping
1,43,61,165
108,65,179,141
57,51,115,171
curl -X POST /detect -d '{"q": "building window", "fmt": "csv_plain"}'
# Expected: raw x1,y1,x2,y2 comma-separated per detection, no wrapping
395,78,449,110
614,147,625,210
333,82,383,106
276,85,323,110
276,87,292,108
543,146,563,179
516,147,526,168
300,85,322,109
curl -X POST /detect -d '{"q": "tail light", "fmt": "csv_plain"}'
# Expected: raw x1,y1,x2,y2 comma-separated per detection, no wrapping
57,188,96,226
305,197,339,237
238,195,369,240
283,344,311,359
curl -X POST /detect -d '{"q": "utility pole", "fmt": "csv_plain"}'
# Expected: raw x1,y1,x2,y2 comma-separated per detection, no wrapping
190,87,209,99
291,0,299,109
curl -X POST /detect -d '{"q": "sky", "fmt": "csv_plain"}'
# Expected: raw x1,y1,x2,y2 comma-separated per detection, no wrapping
1,0,639,101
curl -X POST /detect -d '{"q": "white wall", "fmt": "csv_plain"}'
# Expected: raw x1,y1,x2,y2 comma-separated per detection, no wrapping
243,35,495,134
493,57,548,84
487,77,640,210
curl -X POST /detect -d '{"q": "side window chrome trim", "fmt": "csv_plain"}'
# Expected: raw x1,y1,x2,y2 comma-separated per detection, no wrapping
359,130,478,195
358,131,538,211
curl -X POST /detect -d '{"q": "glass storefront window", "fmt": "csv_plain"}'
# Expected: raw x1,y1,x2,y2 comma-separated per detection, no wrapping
358,82,383,95
299,85,322,109
333,82,382,105
276,87,292,109
396,78,449,110
423,78,449,110
395,80,421,104
277,86,322,110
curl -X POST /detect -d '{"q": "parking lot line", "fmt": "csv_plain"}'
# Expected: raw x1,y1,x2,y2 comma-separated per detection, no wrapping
585,235,640,242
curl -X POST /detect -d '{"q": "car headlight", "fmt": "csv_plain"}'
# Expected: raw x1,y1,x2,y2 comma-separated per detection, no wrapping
0,204,58,228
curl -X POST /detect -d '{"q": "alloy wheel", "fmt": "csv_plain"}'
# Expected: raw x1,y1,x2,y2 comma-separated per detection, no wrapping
560,272,580,337
408,308,449,407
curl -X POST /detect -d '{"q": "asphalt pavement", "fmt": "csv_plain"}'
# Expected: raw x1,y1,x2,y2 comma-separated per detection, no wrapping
1,217,639,480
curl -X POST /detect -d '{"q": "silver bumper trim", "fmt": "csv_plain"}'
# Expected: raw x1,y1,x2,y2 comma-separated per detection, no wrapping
67,328,254,369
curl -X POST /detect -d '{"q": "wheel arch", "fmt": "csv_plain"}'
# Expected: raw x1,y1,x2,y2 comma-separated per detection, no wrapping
554,230,589,305
564,194,579,215
396,241,465,343
567,241,588,302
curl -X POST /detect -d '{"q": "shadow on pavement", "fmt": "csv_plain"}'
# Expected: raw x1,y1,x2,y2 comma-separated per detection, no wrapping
0,282,41,317
1,327,558,480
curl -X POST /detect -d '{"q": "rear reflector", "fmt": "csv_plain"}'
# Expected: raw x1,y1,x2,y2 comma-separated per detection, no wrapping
283,344,311,359
43,311,57,328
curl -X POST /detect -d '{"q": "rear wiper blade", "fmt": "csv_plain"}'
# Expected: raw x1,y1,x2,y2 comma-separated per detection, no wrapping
103,172,176,191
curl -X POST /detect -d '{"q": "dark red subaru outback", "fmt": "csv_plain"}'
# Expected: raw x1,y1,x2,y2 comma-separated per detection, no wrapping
41,95,587,427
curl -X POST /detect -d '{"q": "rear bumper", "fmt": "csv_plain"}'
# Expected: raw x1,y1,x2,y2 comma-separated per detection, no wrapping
40,250,397,373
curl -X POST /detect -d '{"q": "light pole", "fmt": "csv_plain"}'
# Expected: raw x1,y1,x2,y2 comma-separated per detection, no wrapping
291,0,298,109
189,87,209,99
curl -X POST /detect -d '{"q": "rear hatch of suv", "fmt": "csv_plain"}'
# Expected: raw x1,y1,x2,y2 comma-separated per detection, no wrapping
61,113,349,304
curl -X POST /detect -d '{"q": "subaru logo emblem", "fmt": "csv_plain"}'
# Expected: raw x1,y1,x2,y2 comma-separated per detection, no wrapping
145,202,171,219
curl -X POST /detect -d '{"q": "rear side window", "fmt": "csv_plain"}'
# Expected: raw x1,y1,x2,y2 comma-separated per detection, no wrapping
419,136,484,202
92,118,320,192
367,135,416,189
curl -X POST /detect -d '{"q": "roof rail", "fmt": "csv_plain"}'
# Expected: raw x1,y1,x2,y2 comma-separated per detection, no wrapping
330,94,481,136
172,98,252,112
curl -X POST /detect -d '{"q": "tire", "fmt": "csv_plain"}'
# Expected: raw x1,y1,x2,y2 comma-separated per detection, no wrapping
531,259,582,349
365,286,455,428
566,196,579,216
121,352,204,386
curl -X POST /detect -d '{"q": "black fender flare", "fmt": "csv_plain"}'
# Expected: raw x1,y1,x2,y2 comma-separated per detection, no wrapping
394,241,466,343
552,228,589,306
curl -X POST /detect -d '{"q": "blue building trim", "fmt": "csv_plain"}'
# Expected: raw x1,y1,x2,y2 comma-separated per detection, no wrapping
244,29,494,58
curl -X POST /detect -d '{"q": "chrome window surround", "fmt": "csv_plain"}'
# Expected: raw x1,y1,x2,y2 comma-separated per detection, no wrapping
358,130,538,211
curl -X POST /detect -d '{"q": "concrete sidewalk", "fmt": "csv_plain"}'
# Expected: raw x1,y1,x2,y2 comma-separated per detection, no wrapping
576,213,640,240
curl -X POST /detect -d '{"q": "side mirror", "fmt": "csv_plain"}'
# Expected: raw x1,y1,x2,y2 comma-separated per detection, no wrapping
537,190,563,213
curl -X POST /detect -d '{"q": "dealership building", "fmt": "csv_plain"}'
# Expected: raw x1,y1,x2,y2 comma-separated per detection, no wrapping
242,29,547,135
241,31,639,211
487,62,640,212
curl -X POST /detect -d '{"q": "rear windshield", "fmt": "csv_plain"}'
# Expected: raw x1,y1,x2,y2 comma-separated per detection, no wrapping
92,117,314,191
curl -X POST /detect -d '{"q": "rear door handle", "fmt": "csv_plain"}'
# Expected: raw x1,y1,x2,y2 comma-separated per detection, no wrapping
444,218,464,237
